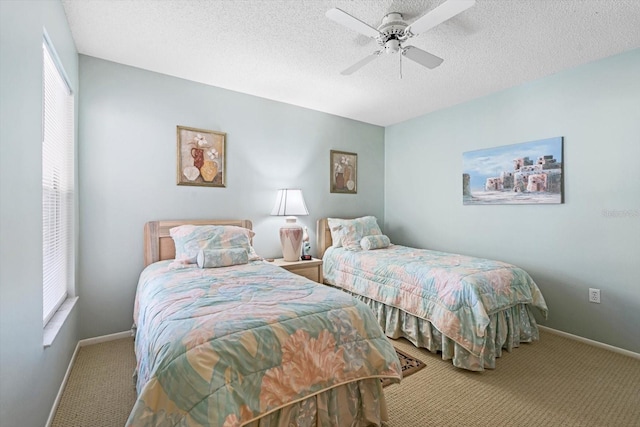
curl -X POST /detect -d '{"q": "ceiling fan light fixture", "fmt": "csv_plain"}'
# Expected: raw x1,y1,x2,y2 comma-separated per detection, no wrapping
385,39,401,54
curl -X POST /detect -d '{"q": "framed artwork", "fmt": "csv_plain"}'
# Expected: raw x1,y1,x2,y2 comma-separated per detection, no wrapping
463,136,564,205
177,125,226,187
330,150,357,194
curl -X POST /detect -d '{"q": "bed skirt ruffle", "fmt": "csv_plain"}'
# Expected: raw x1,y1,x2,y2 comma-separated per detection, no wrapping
246,378,388,426
347,292,540,371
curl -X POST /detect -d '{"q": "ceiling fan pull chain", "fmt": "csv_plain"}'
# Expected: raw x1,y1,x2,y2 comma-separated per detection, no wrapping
399,51,403,79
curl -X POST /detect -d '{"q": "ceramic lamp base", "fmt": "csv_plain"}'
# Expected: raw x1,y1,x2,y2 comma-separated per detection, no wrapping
280,217,303,262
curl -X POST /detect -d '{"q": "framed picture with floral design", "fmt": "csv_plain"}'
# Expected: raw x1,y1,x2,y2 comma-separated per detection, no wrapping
177,125,226,187
330,150,357,194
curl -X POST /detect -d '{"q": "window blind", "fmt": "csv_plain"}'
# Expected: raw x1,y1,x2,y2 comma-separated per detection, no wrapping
42,40,74,326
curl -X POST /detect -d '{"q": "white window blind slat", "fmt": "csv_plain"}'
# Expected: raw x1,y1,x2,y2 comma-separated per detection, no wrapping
42,40,74,326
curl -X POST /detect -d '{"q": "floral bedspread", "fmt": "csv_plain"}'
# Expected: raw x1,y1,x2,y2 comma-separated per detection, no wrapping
323,245,548,358
128,260,401,427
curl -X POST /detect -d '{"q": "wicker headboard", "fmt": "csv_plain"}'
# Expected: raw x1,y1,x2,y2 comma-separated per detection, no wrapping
143,219,253,267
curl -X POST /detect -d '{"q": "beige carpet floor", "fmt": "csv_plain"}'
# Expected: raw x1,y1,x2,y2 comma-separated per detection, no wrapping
52,338,137,427
52,330,640,427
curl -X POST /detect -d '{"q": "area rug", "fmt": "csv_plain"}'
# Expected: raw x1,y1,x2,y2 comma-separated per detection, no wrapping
382,348,426,387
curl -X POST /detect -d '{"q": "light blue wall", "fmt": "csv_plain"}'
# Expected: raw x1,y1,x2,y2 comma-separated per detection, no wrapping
385,49,640,353
77,56,385,339
0,1,79,426
1,2,636,424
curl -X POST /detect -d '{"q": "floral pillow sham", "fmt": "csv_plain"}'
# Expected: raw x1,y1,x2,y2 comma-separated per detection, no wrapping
170,225,259,264
328,216,382,250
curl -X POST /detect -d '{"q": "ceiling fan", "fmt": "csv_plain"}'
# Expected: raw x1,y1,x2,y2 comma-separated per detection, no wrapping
326,0,476,75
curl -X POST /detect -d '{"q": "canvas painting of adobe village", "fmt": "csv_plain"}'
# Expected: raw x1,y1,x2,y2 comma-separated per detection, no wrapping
463,137,564,205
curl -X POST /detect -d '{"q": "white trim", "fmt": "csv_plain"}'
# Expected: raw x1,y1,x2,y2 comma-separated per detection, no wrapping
45,330,133,427
79,330,133,347
539,325,640,360
44,341,80,427
42,28,73,94
43,297,78,347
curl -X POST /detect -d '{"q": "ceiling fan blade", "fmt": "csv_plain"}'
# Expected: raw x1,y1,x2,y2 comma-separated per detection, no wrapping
405,0,475,37
341,51,382,75
326,8,380,39
402,46,444,69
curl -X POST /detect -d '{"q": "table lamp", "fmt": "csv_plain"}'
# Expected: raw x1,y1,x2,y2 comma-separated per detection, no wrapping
271,189,309,261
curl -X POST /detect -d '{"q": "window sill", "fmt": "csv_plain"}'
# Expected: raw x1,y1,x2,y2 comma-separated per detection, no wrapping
43,296,78,348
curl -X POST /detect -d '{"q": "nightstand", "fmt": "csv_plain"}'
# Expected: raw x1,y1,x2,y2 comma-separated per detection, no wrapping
273,258,323,283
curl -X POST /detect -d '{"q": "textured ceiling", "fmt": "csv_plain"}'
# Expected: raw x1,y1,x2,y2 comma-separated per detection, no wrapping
62,0,640,127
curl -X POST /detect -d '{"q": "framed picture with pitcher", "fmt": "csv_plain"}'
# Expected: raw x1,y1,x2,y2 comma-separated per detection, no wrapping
330,150,357,194
177,125,226,187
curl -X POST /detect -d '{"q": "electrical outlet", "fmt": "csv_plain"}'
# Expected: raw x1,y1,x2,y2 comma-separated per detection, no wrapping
589,288,601,303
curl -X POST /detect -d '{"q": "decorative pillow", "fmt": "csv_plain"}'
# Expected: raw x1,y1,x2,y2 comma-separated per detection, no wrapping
327,218,347,247
170,225,258,264
328,216,382,248
360,235,391,250
196,248,249,268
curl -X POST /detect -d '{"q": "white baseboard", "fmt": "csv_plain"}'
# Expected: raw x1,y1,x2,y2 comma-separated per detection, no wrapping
45,341,80,427
78,330,133,347
45,330,133,427
539,325,640,359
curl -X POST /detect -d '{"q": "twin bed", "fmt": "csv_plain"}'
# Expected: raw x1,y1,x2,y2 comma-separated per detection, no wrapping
317,217,548,372
128,219,402,427
129,216,548,425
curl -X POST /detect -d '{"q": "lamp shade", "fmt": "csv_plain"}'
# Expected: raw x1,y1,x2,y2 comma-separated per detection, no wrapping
271,189,308,262
270,189,309,217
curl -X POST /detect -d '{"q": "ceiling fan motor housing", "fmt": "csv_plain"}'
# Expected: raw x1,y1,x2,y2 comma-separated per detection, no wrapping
377,12,408,53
